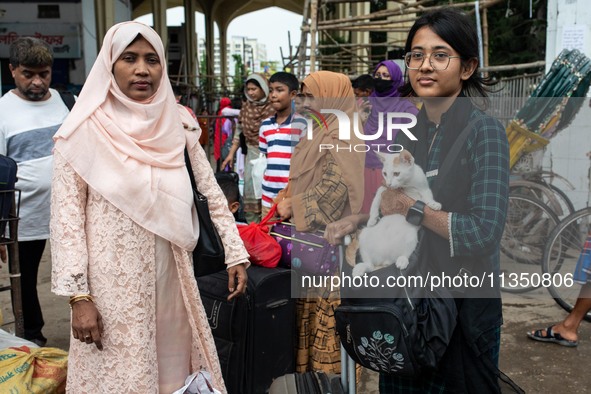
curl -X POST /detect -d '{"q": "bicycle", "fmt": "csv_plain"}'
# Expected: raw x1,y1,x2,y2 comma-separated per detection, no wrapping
500,193,560,293
509,170,576,220
541,206,591,322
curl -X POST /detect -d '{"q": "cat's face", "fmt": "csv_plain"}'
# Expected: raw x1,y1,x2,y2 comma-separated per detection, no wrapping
377,150,415,188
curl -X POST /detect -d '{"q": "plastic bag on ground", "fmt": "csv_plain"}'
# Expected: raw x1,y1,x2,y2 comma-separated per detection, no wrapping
172,370,222,394
0,328,40,349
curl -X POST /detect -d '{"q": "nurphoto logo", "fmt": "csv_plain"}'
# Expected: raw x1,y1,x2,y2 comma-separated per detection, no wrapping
304,108,418,153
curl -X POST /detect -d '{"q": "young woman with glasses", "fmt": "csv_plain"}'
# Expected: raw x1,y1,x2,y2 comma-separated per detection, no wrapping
377,8,513,393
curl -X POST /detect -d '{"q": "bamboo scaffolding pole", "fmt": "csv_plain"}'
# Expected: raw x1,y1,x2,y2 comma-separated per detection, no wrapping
323,26,414,32
479,61,546,73
319,30,370,66
317,41,406,48
296,0,505,77
483,7,489,70
309,0,318,72
281,31,301,69
297,0,311,79
317,0,433,26
324,0,410,2
315,15,418,31
317,0,502,27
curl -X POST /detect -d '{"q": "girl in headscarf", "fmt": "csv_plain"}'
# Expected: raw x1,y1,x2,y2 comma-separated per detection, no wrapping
276,71,365,374
214,96,232,162
222,74,274,222
362,60,419,213
51,22,248,393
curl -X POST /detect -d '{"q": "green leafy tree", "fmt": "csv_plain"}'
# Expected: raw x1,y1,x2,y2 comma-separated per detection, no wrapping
487,0,547,74
232,54,244,94
428,0,547,76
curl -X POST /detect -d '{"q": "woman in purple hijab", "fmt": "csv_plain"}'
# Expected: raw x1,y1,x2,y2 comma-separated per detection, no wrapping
362,60,419,213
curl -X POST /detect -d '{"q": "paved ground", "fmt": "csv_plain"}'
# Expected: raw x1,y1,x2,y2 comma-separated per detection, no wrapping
2,247,590,393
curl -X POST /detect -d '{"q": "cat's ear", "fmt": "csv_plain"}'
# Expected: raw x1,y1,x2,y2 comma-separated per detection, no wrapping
374,150,387,163
400,149,414,165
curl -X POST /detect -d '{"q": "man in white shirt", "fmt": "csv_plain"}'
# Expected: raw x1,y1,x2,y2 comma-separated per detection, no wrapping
0,37,71,346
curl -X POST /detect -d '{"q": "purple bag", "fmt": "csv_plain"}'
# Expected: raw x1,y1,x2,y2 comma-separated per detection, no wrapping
270,222,339,275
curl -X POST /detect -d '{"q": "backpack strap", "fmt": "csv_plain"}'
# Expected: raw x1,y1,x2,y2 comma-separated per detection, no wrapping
431,117,480,196
59,91,75,111
429,116,481,280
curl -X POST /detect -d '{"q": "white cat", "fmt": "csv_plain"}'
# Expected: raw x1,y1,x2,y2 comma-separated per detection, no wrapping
353,150,441,277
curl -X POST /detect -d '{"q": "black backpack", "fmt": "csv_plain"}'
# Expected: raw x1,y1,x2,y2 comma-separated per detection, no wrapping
335,238,458,377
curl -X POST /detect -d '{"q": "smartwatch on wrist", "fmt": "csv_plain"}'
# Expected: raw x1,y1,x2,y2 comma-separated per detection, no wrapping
406,200,426,226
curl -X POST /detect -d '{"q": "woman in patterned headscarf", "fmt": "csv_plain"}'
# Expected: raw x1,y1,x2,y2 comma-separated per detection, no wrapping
276,70,365,374
222,74,275,222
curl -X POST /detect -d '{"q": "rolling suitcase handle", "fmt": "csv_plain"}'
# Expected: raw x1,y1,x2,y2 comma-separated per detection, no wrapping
339,238,356,394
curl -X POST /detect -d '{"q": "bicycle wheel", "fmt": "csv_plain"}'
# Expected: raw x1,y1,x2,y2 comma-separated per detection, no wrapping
546,182,576,216
500,194,560,293
510,179,575,219
542,207,591,321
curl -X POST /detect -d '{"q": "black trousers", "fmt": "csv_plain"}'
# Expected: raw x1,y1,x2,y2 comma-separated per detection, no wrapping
18,239,47,340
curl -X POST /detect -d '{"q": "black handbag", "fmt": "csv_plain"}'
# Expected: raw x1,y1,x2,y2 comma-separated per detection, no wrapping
185,148,226,277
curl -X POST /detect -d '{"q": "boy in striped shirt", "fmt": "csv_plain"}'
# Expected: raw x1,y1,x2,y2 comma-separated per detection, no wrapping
259,72,307,217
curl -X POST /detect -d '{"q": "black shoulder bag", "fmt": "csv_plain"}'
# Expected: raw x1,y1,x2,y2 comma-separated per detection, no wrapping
184,148,226,277
59,91,76,111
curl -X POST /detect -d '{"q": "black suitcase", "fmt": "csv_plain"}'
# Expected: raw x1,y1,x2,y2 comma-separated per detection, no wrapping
269,371,345,394
268,244,357,394
197,265,296,394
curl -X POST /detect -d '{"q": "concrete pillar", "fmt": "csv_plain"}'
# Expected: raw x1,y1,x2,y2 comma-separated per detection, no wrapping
219,25,228,90
203,7,215,102
151,0,167,51
183,0,198,88
94,0,115,48
82,0,98,77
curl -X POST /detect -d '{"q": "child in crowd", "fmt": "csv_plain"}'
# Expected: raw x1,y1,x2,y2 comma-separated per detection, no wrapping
214,97,233,166
216,172,245,223
259,72,307,217
196,108,210,147
352,74,374,126
172,84,197,120
352,74,374,98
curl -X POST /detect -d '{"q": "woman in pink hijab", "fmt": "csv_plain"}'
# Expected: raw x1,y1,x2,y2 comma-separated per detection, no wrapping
51,22,248,393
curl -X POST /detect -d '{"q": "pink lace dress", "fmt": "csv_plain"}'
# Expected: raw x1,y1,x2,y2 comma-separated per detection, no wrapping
51,137,249,393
